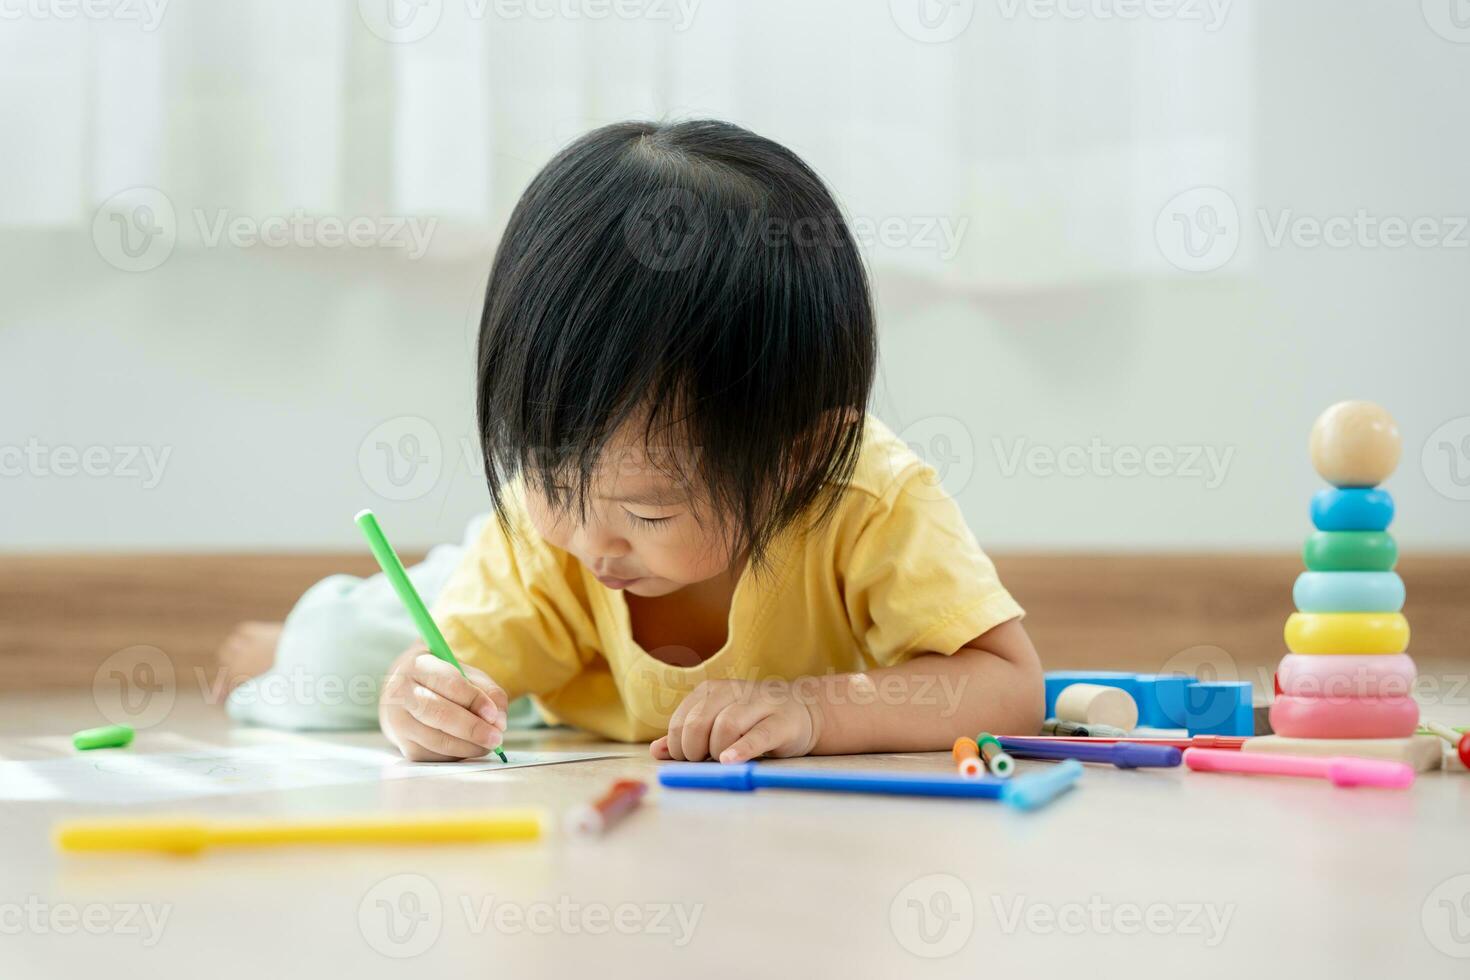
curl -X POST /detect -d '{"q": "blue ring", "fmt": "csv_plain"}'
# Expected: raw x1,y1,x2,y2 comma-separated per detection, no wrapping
1311,487,1394,532
1293,571,1405,612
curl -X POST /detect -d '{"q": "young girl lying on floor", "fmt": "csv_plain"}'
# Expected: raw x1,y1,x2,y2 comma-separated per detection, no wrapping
221,118,1042,763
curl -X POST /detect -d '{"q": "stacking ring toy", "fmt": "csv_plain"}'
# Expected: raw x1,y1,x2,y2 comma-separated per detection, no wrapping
1269,694,1418,739
1303,531,1397,571
1292,571,1405,612
1310,488,1394,532
1276,653,1417,699
1284,612,1409,655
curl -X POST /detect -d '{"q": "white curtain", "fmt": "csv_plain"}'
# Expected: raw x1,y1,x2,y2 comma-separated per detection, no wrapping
0,0,1250,288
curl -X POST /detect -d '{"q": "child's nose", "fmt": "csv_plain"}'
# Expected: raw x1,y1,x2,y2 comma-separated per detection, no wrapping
577,522,630,560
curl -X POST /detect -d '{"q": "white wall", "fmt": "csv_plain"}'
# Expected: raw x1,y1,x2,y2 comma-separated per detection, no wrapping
3,1,1468,552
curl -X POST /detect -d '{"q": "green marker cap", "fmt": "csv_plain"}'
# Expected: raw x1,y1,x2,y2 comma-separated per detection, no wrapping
73,725,135,751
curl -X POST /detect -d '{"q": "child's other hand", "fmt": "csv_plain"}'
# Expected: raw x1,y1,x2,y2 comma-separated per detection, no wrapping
651,678,820,765
380,646,508,762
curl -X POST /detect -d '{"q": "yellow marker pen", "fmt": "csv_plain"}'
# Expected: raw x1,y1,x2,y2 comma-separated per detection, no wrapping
55,809,544,855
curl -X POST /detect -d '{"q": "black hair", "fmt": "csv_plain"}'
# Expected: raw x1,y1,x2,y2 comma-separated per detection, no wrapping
476,119,876,568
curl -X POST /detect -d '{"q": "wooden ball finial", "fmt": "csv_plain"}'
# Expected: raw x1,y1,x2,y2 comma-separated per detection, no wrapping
1309,401,1401,487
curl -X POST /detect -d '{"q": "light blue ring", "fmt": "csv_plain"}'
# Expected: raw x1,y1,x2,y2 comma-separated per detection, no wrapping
1293,571,1405,612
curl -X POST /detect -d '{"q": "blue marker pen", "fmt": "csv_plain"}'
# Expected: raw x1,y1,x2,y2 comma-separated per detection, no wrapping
657,760,1081,811
997,737,1181,769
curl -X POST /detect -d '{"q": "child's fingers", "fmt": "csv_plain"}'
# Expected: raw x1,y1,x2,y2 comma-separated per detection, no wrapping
394,738,459,763
667,684,736,762
661,685,706,761
708,703,770,761
718,717,784,765
463,664,510,716
412,654,506,727
649,736,671,759
394,712,494,760
406,684,504,750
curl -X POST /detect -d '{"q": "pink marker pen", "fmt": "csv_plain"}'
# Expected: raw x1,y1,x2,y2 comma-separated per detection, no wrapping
1183,747,1413,789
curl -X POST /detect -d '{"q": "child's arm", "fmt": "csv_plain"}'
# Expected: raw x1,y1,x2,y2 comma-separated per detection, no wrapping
652,617,1043,764
805,617,1043,755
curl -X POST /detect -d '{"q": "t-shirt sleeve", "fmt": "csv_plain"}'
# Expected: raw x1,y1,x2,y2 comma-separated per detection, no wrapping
432,500,598,701
838,464,1024,668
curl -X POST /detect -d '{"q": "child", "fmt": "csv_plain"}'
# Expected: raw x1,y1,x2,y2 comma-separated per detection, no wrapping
376,119,1043,764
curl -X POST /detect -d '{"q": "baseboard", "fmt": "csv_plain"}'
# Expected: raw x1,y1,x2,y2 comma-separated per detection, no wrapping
2,552,1465,690
0,553,409,690
993,553,1467,680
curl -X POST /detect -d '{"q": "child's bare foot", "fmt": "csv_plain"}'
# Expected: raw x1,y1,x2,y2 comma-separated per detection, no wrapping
212,621,284,701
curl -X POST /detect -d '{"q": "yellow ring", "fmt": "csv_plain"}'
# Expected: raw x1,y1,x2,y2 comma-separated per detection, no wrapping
1284,612,1409,655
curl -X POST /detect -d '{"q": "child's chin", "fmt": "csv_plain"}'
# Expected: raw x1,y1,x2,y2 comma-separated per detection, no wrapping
623,578,678,597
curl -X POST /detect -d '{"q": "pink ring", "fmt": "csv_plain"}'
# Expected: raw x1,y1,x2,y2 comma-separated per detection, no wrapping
1269,694,1419,739
1276,654,1417,700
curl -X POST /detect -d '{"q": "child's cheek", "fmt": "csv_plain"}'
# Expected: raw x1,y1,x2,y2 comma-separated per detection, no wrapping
524,497,569,551
658,524,736,583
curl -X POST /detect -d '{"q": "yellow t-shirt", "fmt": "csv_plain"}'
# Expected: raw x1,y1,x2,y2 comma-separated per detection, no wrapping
434,417,1023,742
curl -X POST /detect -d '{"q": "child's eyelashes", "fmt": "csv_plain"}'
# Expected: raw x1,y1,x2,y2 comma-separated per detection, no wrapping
625,511,675,529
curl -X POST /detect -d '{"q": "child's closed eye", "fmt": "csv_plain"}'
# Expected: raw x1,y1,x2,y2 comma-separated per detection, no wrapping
625,511,676,529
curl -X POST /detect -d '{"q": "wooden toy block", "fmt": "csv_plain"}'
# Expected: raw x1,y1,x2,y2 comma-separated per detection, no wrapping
1054,683,1139,730
1242,734,1442,772
1043,672,1141,719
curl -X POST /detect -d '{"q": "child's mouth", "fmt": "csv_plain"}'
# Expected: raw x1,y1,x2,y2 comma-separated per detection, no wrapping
595,572,642,590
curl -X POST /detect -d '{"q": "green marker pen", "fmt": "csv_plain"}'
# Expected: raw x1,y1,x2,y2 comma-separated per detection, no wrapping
355,509,508,763
975,732,1015,778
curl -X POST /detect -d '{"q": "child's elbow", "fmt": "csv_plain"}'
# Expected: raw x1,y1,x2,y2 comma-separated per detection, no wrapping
991,626,1045,735
1007,671,1046,736
952,619,1045,735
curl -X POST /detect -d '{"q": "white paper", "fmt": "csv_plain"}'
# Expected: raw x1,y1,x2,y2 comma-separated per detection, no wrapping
0,743,612,805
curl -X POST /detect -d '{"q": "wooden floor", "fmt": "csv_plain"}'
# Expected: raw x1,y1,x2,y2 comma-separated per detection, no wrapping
3,558,1467,977
3,552,1467,688
3,691,1468,979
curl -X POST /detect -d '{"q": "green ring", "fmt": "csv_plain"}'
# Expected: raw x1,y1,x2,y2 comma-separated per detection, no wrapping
1302,531,1397,572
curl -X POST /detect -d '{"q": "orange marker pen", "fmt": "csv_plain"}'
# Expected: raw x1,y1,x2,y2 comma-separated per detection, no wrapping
565,779,648,836
952,737,983,778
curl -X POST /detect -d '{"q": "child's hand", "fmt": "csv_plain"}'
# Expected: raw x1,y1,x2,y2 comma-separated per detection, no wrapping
651,678,821,765
379,646,508,762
